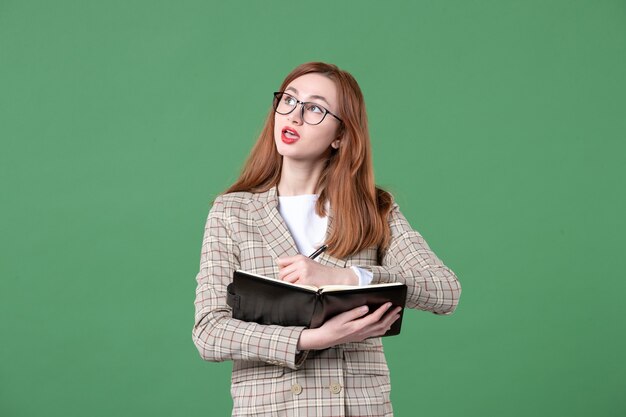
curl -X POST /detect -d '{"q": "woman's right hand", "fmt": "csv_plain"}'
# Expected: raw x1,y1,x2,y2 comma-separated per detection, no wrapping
297,303,402,351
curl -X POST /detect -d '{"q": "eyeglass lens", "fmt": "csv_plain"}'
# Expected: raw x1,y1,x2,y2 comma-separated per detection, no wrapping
274,93,327,125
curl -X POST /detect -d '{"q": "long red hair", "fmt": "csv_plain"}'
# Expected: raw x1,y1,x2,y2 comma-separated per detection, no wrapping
225,62,393,259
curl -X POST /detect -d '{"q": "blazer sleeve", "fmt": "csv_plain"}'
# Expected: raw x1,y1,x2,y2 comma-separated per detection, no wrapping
366,203,461,315
192,196,307,370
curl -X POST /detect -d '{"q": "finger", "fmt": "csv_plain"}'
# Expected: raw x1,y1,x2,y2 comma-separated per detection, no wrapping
386,306,402,318
282,270,301,283
338,303,391,331
361,311,400,339
369,302,394,322
382,313,401,334
276,257,293,267
381,310,401,328
377,307,401,327
334,305,370,323
380,308,402,329
348,303,393,330
276,255,305,266
350,306,401,340
277,263,297,280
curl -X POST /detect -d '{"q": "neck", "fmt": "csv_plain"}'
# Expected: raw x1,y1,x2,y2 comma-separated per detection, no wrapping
277,158,326,196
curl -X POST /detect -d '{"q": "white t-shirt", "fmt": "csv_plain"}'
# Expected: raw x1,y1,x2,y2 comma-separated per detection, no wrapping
278,194,373,286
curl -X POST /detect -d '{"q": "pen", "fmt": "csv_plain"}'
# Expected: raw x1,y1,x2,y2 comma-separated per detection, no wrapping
308,245,328,260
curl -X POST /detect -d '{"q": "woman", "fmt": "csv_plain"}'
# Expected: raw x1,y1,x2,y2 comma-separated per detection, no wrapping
192,62,461,416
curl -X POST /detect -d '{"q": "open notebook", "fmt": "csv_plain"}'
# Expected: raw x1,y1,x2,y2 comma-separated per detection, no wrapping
226,270,407,336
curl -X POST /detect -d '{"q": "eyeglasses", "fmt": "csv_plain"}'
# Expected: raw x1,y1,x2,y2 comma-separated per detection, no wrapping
273,92,343,125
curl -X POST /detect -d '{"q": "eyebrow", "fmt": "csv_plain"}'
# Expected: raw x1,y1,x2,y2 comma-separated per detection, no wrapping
285,86,331,106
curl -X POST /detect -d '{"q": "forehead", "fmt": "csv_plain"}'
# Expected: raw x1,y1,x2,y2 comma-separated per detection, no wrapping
285,73,338,105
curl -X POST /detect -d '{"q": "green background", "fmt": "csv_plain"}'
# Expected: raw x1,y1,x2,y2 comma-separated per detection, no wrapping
1,1,625,416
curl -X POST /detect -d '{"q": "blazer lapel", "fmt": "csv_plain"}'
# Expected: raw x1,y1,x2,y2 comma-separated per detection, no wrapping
249,186,299,263
249,186,347,271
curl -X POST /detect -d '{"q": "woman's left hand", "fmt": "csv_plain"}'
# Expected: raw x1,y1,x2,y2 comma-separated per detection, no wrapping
277,255,358,287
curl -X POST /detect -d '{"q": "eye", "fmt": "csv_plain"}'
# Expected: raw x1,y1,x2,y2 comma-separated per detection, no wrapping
284,95,297,106
305,103,324,114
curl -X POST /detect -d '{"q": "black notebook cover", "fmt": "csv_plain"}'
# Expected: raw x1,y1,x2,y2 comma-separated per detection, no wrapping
226,270,407,337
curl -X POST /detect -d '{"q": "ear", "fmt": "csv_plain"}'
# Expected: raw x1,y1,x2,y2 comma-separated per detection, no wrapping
331,139,341,149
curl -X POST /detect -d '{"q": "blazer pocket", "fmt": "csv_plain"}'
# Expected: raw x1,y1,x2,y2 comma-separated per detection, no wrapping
343,350,392,411
343,349,390,376
231,362,285,385
230,363,288,416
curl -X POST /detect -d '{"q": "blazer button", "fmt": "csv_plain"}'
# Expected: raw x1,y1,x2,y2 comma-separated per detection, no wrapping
329,382,342,394
291,383,303,395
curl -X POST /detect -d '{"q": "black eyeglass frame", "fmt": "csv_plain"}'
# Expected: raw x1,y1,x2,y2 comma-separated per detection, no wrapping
273,91,343,125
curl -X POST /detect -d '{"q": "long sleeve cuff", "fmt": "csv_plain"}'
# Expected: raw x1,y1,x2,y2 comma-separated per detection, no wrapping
350,266,374,286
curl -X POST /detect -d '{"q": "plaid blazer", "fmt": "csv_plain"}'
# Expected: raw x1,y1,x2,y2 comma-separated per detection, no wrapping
192,186,461,417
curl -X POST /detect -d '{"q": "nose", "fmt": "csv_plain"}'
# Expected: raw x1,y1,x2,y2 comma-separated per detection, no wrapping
287,104,304,125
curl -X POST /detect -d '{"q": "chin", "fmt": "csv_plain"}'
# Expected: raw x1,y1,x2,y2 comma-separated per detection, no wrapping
274,136,287,155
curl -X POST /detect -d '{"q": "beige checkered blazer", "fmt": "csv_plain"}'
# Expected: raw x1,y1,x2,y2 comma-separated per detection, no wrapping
192,186,460,416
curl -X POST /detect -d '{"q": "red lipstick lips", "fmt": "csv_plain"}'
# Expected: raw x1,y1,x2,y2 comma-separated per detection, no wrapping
281,127,300,144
